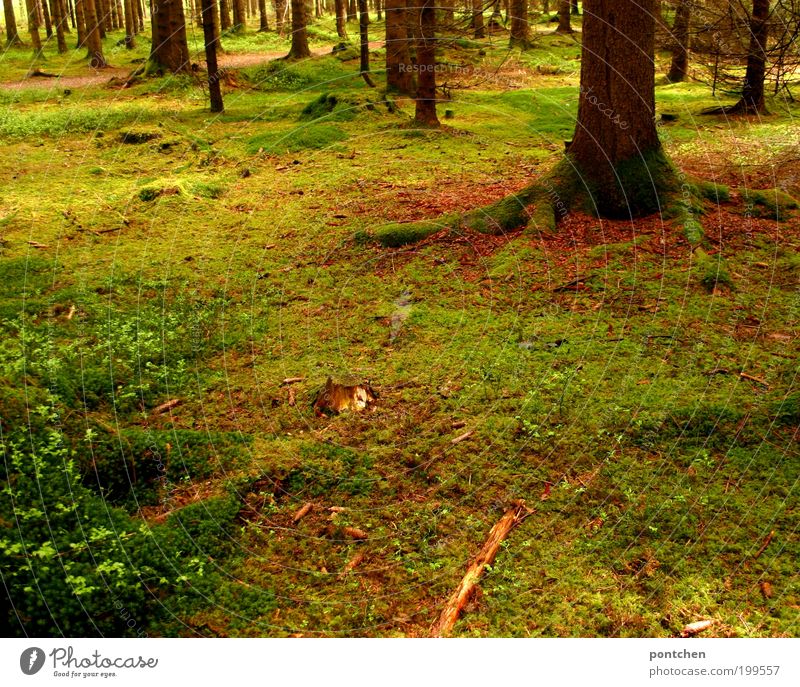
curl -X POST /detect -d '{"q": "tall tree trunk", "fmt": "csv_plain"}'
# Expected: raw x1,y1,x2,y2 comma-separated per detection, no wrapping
201,0,224,111
509,0,528,48
272,0,284,33
74,0,86,45
385,0,412,92
471,0,484,38
346,0,354,21
81,0,106,65
135,0,143,31
736,0,770,113
570,0,577,13
25,0,43,53
4,0,23,44
123,0,134,46
334,0,346,37
287,0,310,56
219,0,231,28
149,0,190,72
413,0,439,127
232,0,244,30
65,0,75,30
42,0,54,37
49,0,67,49
357,0,373,83
666,0,690,82
569,0,665,217
257,0,267,29
556,0,570,32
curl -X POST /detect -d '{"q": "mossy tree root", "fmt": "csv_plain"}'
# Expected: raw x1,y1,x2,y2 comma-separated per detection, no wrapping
371,157,798,249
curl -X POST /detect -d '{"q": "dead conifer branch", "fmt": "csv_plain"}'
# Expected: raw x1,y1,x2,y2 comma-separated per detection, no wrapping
430,500,531,637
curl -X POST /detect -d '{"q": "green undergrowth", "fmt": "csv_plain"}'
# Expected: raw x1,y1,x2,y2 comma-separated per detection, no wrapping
1,20,799,639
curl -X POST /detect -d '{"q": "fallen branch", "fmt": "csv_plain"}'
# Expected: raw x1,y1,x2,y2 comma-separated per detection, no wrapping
153,398,181,414
430,500,531,637
281,376,304,385
292,502,313,524
451,430,473,445
754,530,775,559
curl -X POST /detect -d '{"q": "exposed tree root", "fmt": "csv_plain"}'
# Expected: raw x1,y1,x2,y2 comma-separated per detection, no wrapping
371,156,798,249
701,101,768,116
430,500,531,637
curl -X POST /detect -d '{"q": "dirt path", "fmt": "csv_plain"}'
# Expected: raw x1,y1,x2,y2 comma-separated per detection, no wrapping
0,42,384,91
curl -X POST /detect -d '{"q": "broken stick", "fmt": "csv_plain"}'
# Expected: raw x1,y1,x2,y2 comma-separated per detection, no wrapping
430,500,530,637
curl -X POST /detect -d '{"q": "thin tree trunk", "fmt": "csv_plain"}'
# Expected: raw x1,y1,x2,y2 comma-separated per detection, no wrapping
346,0,354,21
287,0,310,56
123,0,134,46
736,0,770,113
82,0,106,65
257,0,267,29
4,0,23,44
666,0,690,82
219,0,230,28
385,0,412,92
334,0,346,37
471,0,484,38
556,0,570,32
413,0,439,127
135,0,143,31
357,0,374,84
74,0,86,45
509,0,528,48
42,0,54,38
49,0,67,49
201,0,224,112
232,0,244,31
25,0,43,52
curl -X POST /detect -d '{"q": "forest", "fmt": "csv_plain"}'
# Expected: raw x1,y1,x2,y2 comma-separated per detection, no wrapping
0,0,798,638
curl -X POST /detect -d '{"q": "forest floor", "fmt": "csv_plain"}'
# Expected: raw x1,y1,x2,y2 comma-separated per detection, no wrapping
1,18,799,637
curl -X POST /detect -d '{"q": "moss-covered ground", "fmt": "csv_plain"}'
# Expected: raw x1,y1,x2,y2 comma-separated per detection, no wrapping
1,16,798,637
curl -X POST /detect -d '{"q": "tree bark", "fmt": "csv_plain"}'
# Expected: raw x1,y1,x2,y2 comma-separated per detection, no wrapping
357,0,374,84
123,0,134,46
385,0,412,93
569,0,666,217
736,0,770,113
42,0,53,38
666,0,690,83
257,0,267,29
556,0,571,32
219,0,231,28
232,0,245,30
25,0,43,53
4,0,23,44
74,0,86,46
201,0,224,112
413,0,439,127
471,0,484,38
509,0,528,48
273,0,285,34
346,0,354,21
49,0,68,50
287,0,310,57
80,0,106,65
149,0,190,72
334,0,346,37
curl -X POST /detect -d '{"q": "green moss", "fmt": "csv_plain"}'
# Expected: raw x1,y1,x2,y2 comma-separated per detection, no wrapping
247,124,349,154
694,247,734,291
375,220,446,247
739,187,799,221
691,178,730,203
